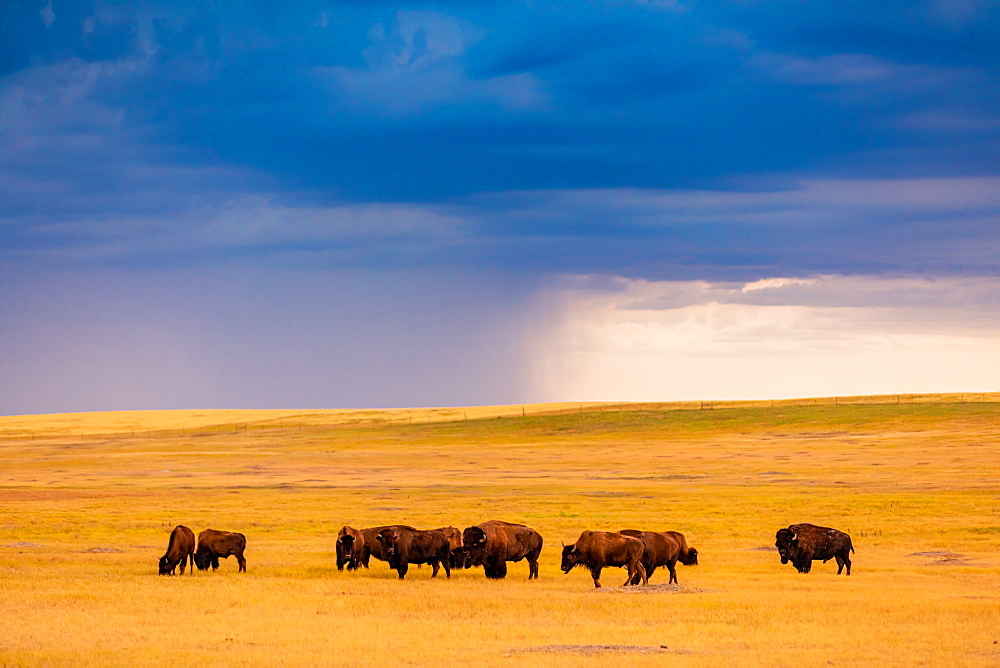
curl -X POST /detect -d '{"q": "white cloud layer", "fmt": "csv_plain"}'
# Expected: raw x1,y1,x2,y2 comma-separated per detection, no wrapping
528,274,1000,401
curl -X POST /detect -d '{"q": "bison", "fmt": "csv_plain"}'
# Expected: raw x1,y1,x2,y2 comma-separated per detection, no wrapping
375,527,452,579
336,525,365,571
775,523,854,575
459,520,543,580
193,529,247,573
355,525,418,568
561,530,648,588
158,525,195,575
619,529,681,585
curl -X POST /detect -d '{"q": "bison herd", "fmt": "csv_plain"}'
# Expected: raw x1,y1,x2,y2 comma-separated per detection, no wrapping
157,526,246,575
158,520,855,587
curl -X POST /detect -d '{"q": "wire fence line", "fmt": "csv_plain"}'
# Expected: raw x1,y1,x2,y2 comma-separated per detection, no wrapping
1,392,997,443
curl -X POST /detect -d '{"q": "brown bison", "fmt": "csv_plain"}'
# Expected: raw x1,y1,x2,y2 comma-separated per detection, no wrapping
356,525,418,568
158,525,195,575
375,527,452,579
775,523,854,575
619,529,681,585
193,529,247,573
561,530,648,588
459,520,543,580
336,525,365,571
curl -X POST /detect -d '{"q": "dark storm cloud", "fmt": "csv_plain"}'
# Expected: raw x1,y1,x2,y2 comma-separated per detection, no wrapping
4,1,997,218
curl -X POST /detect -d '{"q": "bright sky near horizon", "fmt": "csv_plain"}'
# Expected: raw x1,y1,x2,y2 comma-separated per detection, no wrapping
1,1,999,414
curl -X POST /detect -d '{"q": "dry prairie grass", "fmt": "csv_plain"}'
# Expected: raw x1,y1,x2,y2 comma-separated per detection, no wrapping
1,400,999,666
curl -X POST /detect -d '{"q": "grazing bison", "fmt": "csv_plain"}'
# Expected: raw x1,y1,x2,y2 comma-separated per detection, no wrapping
561,530,648,588
158,525,195,575
460,520,543,580
664,530,699,566
193,529,247,573
619,529,681,585
375,527,452,579
336,525,365,571
775,523,854,575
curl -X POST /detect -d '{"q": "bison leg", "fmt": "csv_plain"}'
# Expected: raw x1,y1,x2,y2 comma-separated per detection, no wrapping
485,559,508,580
590,566,603,588
624,561,648,587
211,556,220,571
632,562,655,585
430,560,440,578
179,555,187,576
236,553,247,573
528,555,539,580
397,562,409,579
667,562,678,585
837,551,852,575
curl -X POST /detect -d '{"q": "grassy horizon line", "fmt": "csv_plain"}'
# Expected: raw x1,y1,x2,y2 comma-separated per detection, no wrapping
1,391,998,441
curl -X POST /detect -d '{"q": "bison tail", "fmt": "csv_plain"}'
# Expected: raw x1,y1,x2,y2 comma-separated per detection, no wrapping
850,544,855,553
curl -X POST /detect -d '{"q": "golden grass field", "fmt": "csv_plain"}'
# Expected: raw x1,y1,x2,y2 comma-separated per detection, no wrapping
1,396,999,666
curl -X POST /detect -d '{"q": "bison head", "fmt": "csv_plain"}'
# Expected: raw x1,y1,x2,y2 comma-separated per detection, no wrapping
775,528,798,565
680,546,699,566
449,546,468,569
560,543,580,573
375,529,398,560
192,551,212,571
158,555,172,575
335,534,356,570
461,526,488,567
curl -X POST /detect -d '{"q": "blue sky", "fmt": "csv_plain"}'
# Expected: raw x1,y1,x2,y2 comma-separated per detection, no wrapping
2,1,999,414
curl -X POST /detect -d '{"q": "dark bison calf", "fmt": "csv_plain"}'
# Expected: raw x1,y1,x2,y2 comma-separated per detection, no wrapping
775,523,854,575
434,526,464,569
194,529,247,573
375,527,451,579
460,520,543,580
336,525,365,571
561,530,647,588
158,525,195,575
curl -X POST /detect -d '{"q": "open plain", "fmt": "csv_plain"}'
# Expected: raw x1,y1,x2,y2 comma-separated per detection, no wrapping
1,397,999,666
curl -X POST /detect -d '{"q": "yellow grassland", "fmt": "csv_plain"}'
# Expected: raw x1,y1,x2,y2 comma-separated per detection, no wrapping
1,397,999,666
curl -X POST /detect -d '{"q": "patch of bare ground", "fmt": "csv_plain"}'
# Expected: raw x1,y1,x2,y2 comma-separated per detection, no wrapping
908,551,977,566
513,645,689,656
597,583,715,594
